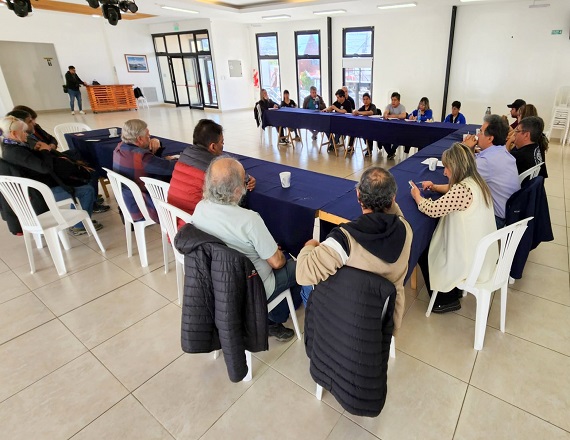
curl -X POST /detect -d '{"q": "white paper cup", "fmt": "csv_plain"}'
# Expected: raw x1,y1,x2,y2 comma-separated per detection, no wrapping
279,171,291,188
109,128,118,137
476,128,481,136
462,134,469,141
428,158,438,171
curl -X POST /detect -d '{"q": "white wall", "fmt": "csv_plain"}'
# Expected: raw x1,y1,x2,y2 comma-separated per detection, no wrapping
331,7,452,118
0,8,163,110
449,1,570,125
246,0,570,125
210,21,253,111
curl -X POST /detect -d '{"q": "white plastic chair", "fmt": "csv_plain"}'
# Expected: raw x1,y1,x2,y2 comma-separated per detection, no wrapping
214,287,302,382
425,217,532,350
0,176,105,276
152,199,192,305
140,177,171,274
53,122,92,151
518,162,543,184
102,168,156,268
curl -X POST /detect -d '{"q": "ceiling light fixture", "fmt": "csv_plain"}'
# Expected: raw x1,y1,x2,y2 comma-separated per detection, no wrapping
262,14,291,20
459,0,487,3
313,9,346,15
377,2,417,10
160,5,198,14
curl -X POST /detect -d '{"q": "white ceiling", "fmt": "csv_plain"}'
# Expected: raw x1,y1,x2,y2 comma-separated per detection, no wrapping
53,0,543,24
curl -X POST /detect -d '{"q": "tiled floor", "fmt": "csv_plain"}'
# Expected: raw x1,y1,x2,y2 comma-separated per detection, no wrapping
0,106,569,439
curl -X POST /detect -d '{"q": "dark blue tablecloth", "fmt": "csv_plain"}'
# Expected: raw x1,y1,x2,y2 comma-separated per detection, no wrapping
263,107,459,148
234,155,356,255
65,128,187,177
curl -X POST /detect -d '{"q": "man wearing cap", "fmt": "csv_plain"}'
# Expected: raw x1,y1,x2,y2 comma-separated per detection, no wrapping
507,99,526,129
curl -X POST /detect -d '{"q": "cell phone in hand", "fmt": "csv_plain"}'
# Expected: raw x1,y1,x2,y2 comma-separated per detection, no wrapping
408,180,414,188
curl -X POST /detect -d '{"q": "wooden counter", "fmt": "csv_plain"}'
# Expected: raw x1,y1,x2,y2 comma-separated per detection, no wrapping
86,85,137,113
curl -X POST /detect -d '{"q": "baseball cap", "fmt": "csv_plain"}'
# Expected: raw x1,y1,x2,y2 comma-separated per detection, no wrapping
507,99,526,109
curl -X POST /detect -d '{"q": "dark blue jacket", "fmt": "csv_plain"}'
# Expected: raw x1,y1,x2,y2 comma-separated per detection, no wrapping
175,224,269,382
305,266,396,417
505,176,553,279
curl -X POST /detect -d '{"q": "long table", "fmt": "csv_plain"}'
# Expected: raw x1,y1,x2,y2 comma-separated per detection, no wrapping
263,107,459,148
67,123,479,278
318,124,480,281
64,128,185,177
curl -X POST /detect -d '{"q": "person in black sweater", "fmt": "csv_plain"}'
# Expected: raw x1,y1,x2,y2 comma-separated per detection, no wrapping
65,65,87,115
510,116,548,180
278,90,300,143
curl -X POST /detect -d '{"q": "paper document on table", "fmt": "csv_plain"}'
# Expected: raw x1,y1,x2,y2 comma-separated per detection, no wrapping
421,159,444,167
86,139,100,142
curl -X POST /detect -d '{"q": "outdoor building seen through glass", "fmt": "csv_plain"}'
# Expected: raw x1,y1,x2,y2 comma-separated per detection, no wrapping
296,31,321,103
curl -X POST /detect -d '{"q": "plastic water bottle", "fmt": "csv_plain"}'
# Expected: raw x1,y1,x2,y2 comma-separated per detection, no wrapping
417,109,421,123
485,106,491,116
314,96,319,109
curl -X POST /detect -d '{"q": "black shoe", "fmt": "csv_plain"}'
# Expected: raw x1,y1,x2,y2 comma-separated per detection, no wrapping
93,204,111,213
268,323,295,342
432,299,461,314
327,145,335,153
364,151,370,157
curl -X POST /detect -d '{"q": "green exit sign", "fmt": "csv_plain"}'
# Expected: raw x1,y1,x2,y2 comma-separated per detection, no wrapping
551,30,563,35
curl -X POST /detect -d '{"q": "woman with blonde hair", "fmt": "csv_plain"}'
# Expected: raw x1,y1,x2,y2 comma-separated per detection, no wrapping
410,143,498,313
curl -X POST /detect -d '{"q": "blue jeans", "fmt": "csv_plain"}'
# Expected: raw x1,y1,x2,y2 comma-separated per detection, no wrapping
267,259,303,324
52,184,95,228
495,216,506,229
68,89,82,111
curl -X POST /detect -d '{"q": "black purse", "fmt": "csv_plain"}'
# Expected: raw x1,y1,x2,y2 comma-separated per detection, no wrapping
62,85,68,93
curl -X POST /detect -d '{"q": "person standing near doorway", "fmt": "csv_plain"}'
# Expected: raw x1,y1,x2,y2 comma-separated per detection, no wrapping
65,66,87,115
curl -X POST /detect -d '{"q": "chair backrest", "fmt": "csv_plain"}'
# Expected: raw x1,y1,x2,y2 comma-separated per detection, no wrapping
54,123,92,151
153,199,192,245
518,162,543,184
102,167,154,224
255,103,263,128
0,176,67,234
463,217,532,291
140,177,170,204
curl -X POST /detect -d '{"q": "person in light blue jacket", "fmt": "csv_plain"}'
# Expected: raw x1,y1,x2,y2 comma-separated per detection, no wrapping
444,100,467,124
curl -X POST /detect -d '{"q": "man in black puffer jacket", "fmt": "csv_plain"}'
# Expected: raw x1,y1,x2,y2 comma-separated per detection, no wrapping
174,223,269,382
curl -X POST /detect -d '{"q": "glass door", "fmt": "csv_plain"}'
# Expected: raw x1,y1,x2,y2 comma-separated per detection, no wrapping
199,55,217,107
171,57,189,106
157,56,175,103
183,57,203,108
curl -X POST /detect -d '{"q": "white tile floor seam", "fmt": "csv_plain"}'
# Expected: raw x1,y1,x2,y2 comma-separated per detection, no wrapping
0,107,569,439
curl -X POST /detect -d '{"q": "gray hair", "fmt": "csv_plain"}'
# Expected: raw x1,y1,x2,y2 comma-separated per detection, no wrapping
121,119,148,145
356,167,397,212
310,86,317,92
0,116,27,139
203,156,245,205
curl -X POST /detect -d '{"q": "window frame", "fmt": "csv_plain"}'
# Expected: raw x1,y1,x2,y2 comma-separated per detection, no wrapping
342,26,374,106
255,32,281,102
294,30,322,105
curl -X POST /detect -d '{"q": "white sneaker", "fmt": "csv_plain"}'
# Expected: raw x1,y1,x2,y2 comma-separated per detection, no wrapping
79,110,85,115
71,111,75,115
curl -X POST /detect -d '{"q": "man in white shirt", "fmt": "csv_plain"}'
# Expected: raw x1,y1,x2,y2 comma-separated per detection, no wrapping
191,157,302,342
382,92,407,159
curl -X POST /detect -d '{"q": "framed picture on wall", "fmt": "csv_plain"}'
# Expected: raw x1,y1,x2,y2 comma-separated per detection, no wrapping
125,55,149,73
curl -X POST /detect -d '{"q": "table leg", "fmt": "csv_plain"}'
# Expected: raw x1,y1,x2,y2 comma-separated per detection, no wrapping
411,266,418,290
